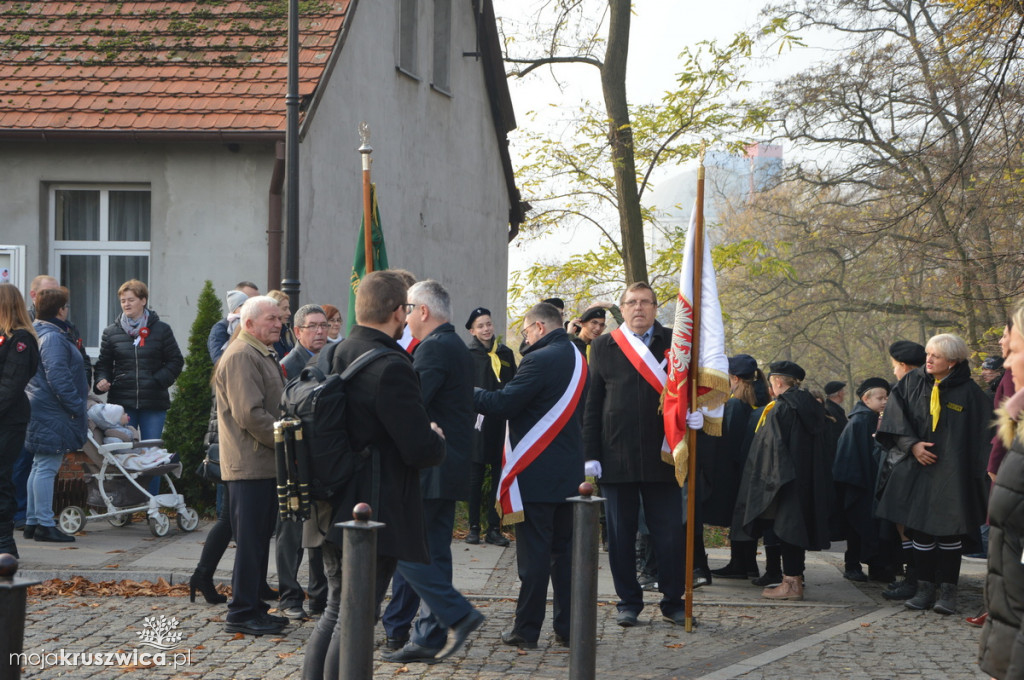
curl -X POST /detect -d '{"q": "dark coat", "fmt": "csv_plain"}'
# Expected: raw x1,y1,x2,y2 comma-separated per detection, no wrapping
326,325,446,562
979,415,1024,679
94,311,184,411
875,362,992,537
207,318,230,363
582,322,674,484
474,328,586,504
704,397,753,527
414,323,476,501
734,387,831,550
0,328,40,429
280,344,316,381
832,402,883,559
467,336,516,465
25,320,88,455
990,368,1016,476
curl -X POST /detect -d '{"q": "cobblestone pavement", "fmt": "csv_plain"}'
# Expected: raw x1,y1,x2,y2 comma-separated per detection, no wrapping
11,521,991,679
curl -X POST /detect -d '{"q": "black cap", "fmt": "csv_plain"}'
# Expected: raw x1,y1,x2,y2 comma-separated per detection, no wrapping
824,380,846,396
856,377,891,397
982,356,1004,371
579,307,606,323
889,340,926,367
542,297,565,310
728,354,758,378
465,307,490,330
768,360,806,382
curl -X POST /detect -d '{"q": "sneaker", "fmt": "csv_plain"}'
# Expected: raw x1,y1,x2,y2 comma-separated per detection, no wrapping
882,579,917,601
692,568,712,588
616,611,639,627
281,606,308,620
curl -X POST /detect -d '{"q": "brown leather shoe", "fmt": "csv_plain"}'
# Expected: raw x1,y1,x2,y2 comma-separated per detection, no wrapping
762,574,804,601
965,612,988,627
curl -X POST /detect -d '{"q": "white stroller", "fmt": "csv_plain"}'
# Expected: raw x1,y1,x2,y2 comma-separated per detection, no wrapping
56,417,199,538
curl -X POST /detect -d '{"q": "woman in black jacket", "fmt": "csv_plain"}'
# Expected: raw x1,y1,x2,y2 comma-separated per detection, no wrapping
979,302,1024,680
94,279,184,441
0,284,40,557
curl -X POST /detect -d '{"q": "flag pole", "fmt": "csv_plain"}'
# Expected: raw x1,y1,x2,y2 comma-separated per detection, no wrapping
684,147,706,633
358,122,374,273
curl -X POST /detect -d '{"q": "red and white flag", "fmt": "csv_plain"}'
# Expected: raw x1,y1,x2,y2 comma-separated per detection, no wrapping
663,203,730,485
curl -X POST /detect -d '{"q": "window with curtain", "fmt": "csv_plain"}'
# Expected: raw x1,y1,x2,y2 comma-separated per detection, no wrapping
432,0,452,94
50,186,151,350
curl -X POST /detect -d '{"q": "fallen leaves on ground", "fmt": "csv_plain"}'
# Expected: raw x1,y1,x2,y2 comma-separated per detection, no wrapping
28,575,229,599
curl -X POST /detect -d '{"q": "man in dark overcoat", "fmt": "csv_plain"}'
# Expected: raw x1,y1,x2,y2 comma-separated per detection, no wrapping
302,271,446,680
382,280,484,664
582,282,694,626
474,301,587,648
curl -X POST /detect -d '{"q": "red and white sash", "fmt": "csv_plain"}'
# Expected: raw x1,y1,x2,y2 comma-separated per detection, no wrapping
611,327,667,393
497,347,587,525
610,327,671,456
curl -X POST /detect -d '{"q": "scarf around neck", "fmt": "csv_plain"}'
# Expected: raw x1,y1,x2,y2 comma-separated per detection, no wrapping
120,309,150,339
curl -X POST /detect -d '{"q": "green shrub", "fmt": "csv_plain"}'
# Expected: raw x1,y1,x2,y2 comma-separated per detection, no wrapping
163,280,221,514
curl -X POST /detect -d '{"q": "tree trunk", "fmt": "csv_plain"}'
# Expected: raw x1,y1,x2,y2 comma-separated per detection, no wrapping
602,0,648,284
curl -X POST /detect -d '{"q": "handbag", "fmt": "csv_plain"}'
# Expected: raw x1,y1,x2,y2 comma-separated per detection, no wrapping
196,443,221,483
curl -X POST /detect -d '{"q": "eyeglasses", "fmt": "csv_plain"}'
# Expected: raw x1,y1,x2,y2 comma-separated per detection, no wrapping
622,299,655,308
299,323,330,331
520,320,543,340
403,303,418,314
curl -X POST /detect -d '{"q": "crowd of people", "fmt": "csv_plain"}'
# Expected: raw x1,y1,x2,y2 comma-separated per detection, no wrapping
2,272,1023,680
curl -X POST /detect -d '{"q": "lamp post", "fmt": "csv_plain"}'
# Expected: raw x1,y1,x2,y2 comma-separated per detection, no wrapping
281,0,301,310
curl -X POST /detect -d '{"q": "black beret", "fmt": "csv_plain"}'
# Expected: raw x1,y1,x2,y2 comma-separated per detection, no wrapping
465,306,491,330
889,340,926,366
768,360,806,382
541,297,565,310
728,354,758,378
982,356,1004,371
856,377,891,397
580,307,606,323
824,380,846,396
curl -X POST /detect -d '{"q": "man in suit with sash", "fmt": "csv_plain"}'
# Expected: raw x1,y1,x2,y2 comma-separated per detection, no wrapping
474,301,588,649
583,282,701,627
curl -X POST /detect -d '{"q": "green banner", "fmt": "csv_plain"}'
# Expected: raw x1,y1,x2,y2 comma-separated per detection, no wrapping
347,184,389,333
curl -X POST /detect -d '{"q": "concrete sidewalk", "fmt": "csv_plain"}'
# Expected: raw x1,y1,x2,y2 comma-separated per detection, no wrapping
11,517,990,679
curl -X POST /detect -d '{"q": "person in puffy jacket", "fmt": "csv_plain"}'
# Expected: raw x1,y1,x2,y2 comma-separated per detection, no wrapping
24,286,88,543
979,300,1024,680
0,284,40,557
94,279,184,441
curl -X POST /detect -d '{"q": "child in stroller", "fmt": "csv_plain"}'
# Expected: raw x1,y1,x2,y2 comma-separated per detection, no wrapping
87,403,177,472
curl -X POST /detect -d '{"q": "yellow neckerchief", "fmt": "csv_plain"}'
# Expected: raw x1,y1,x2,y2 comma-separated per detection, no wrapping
486,339,502,383
586,343,591,362
755,399,777,432
930,377,943,431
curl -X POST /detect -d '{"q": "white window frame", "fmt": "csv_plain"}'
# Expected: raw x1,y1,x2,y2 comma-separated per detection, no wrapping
48,184,151,355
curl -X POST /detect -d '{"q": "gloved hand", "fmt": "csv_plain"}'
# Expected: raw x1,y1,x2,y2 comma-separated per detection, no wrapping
686,410,704,431
584,460,603,479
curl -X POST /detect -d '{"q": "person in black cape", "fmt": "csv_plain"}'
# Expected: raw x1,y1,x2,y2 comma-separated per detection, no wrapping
875,333,992,615
832,377,891,583
733,360,831,601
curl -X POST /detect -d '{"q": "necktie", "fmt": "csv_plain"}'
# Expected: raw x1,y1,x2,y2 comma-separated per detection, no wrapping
487,342,502,383
930,378,942,431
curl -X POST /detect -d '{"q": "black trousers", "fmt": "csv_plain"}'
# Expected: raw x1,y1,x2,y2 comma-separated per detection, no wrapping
512,501,573,642
0,426,28,523
301,541,396,680
603,481,685,616
276,517,328,610
226,478,277,622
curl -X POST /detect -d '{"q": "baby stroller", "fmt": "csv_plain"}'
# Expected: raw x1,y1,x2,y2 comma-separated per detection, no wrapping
56,419,199,538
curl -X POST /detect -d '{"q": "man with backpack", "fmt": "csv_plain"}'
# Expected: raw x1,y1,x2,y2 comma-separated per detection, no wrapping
301,270,446,680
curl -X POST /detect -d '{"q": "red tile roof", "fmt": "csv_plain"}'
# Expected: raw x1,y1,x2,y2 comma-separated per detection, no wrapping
0,1,349,137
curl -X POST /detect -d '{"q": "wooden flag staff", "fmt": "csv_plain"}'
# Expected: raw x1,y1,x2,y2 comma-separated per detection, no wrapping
359,122,374,273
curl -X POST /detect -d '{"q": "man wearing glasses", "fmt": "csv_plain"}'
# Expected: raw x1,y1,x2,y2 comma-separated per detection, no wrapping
276,304,331,620
474,301,588,649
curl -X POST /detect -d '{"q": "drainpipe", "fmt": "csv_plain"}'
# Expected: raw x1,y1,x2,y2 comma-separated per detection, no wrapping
268,140,285,291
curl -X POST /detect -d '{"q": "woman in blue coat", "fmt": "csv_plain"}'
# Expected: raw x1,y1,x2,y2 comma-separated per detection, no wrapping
24,287,88,543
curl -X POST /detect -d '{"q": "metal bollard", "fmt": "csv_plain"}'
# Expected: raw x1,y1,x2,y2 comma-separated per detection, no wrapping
336,503,384,680
568,482,605,680
0,553,40,680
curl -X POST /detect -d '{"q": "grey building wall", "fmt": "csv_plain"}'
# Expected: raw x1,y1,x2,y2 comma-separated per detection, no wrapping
0,140,275,351
298,0,512,337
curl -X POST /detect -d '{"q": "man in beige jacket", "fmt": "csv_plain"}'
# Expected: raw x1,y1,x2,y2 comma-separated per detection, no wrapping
214,295,288,636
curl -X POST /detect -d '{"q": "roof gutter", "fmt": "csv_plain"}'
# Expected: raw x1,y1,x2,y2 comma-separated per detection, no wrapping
0,130,286,144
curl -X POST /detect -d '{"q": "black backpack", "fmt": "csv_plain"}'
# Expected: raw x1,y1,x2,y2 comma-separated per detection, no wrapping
279,342,391,501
